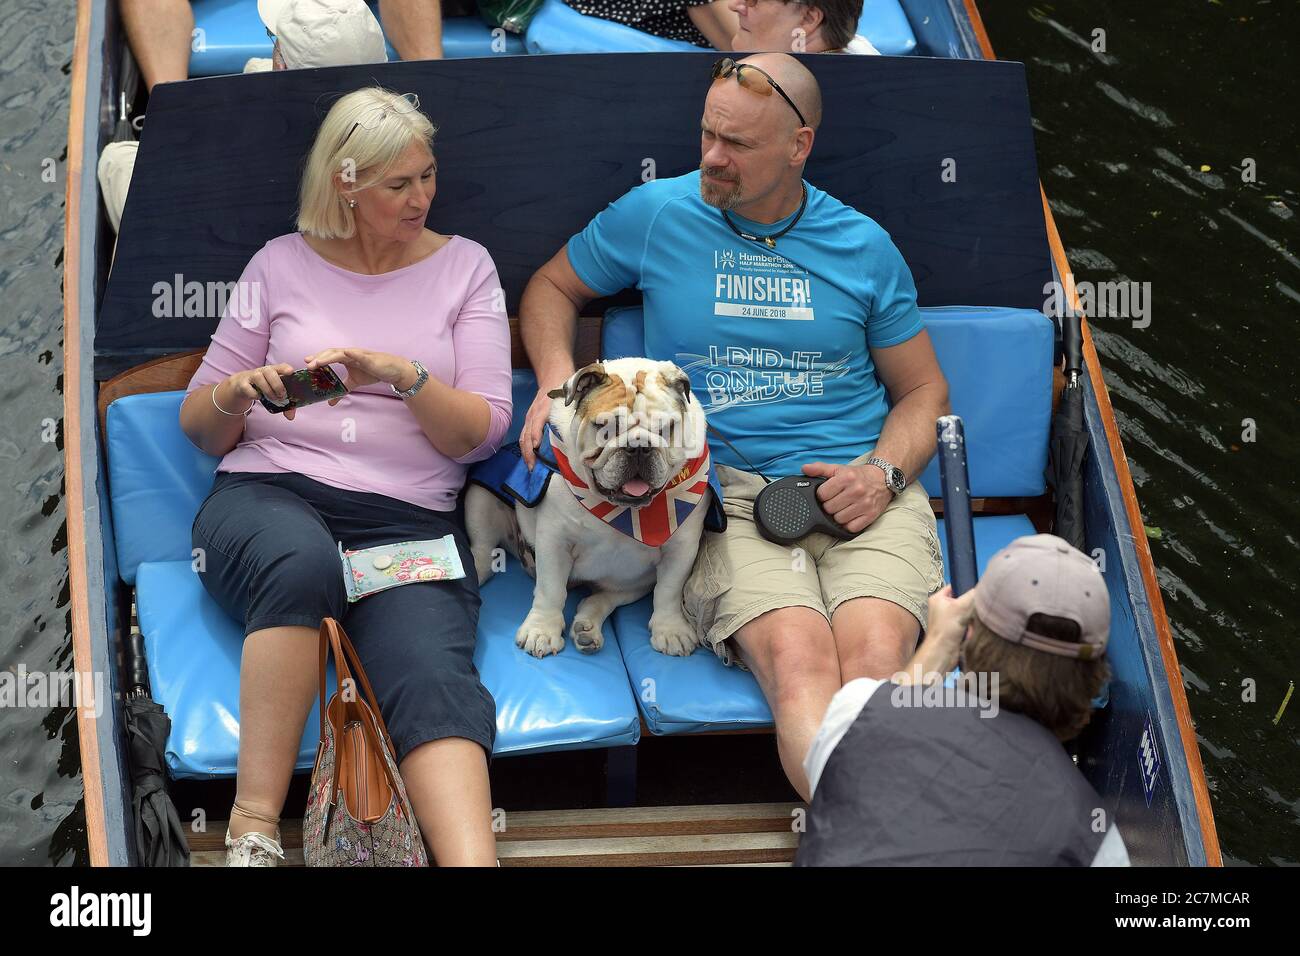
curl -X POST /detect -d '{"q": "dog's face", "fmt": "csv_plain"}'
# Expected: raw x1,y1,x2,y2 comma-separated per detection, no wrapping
548,358,708,508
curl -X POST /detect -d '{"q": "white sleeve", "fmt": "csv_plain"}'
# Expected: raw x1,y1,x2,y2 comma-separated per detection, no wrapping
1090,825,1132,867
802,678,887,798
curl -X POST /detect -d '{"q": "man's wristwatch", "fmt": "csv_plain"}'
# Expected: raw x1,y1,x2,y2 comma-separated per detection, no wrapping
866,457,907,496
391,359,429,399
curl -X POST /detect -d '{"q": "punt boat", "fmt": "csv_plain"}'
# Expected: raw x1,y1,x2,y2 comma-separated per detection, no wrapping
63,0,1221,866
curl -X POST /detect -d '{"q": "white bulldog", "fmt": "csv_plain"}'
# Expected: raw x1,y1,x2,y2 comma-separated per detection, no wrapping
466,358,712,659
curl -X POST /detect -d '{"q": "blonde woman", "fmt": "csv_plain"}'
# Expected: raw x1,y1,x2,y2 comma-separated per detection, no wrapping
180,87,511,866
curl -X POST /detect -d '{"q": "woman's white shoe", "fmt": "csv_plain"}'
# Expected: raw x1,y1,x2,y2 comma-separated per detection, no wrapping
225,828,285,867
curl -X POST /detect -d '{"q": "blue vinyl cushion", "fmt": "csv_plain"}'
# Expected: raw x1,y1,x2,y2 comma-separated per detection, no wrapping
136,560,325,778
612,513,1036,734
525,0,915,55
602,304,1054,498
134,556,640,777
106,391,219,585
188,1,522,76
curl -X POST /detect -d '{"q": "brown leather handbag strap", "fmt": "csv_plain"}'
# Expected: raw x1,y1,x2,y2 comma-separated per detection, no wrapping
317,618,397,753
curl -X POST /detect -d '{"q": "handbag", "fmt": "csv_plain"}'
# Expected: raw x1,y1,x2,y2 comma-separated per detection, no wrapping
302,618,428,867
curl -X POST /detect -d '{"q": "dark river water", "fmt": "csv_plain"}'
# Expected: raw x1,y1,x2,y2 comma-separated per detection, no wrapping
0,0,1294,865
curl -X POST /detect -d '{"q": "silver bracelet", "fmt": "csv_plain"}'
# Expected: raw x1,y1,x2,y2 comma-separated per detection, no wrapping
211,381,254,417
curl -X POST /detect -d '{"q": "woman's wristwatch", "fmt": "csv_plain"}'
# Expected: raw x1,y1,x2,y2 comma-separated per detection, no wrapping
392,359,429,399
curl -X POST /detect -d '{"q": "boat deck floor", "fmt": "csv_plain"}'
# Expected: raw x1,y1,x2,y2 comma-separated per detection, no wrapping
192,802,803,866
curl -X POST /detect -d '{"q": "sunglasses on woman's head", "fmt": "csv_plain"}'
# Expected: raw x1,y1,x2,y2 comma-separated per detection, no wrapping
710,57,808,129
339,93,423,150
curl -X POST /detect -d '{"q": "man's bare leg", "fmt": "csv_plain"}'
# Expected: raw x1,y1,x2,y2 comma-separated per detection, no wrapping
120,0,194,91
380,0,444,60
730,606,841,801
830,596,921,683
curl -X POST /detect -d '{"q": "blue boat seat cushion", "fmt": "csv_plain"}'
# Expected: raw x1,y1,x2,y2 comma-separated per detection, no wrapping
613,513,1036,734
525,0,916,55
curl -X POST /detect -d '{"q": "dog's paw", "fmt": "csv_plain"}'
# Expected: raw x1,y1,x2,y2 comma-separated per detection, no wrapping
649,615,701,657
569,616,606,654
515,611,566,658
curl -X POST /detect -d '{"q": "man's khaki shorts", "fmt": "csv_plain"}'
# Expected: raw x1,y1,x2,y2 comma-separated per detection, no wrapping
684,461,946,667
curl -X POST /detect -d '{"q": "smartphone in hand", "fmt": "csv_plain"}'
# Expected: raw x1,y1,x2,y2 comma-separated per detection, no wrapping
258,366,348,415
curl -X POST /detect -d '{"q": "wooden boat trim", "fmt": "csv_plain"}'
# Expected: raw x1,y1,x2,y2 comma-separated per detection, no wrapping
190,803,803,866
64,0,113,868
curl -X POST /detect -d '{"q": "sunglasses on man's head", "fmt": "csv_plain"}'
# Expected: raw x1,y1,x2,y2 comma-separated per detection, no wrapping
710,58,808,129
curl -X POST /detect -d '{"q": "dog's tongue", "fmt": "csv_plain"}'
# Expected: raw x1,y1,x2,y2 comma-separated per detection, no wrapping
622,478,652,498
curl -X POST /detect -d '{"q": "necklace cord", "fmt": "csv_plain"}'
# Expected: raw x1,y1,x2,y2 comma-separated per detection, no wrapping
721,183,808,248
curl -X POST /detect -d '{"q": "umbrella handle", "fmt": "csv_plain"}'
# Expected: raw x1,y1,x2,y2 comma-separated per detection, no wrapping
936,416,978,597
1062,309,1084,383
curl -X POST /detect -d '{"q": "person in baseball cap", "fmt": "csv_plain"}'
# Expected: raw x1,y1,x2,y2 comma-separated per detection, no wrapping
795,533,1128,866
245,0,390,72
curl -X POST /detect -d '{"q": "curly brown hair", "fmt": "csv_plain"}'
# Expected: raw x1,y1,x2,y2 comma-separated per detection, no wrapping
961,611,1110,742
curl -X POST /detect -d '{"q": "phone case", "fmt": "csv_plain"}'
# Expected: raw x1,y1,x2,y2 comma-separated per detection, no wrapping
339,536,466,602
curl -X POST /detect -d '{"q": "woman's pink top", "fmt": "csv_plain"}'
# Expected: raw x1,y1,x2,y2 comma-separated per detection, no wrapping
185,233,513,512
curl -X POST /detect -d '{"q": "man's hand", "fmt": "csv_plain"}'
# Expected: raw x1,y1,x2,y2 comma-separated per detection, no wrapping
520,386,559,469
802,461,893,533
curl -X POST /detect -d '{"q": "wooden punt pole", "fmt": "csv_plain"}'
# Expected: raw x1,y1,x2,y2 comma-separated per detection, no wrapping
963,0,1221,865
63,0,112,867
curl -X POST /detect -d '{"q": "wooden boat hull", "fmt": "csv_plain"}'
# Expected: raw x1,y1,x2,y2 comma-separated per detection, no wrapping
62,0,1218,866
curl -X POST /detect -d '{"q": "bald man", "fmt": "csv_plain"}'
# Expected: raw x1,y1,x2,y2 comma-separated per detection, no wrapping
517,54,948,800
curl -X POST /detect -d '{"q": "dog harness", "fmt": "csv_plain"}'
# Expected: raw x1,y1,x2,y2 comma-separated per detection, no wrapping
546,424,719,548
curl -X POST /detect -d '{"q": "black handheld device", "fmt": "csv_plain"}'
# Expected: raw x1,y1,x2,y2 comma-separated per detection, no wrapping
753,475,859,546
257,366,348,415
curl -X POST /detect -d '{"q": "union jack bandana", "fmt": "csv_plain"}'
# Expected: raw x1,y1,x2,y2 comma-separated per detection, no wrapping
547,423,717,548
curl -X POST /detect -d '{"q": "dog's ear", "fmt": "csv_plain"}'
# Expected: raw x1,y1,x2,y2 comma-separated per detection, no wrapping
548,362,608,407
658,368,693,408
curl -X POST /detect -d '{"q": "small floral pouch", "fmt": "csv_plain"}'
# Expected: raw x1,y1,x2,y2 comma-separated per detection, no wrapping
339,536,466,603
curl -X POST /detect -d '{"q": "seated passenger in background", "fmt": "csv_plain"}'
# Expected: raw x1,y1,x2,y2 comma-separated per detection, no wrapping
797,535,1129,867
562,0,741,49
120,0,445,91
729,0,879,54
245,0,389,72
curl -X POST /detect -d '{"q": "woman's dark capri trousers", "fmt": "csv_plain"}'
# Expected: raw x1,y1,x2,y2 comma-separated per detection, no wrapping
192,471,496,761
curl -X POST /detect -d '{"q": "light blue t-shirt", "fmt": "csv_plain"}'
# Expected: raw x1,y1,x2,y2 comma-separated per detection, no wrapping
567,170,924,475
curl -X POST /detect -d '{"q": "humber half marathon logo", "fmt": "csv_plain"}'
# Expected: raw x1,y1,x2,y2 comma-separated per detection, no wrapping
50,887,151,936
712,247,813,321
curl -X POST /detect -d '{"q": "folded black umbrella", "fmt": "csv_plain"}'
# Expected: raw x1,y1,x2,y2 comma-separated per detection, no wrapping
124,627,191,867
1046,311,1089,551
125,695,190,867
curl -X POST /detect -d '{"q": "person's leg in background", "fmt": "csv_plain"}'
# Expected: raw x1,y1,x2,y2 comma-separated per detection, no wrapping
380,0,445,60
120,0,195,90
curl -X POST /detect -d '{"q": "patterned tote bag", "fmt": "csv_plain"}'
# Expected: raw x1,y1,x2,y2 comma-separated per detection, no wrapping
303,618,428,867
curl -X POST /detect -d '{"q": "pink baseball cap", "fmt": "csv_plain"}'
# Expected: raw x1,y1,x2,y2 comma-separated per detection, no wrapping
973,534,1110,660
